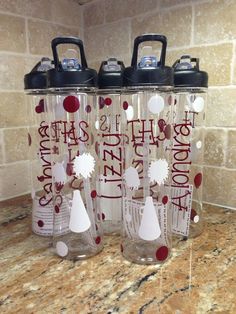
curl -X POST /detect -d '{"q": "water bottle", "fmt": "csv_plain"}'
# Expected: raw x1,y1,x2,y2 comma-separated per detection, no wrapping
47,36,103,260
171,55,208,238
97,58,125,234
24,58,53,236
121,34,174,264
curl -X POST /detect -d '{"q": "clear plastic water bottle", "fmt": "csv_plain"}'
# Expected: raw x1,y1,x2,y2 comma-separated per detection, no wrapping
47,37,103,260
171,55,208,239
24,58,53,236
97,58,125,234
121,34,174,264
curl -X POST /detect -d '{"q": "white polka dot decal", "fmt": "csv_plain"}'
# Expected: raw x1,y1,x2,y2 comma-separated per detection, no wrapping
196,141,202,149
192,97,204,112
148,95,164,114
56,241,68,257
193,215,200,223
126,105,134,121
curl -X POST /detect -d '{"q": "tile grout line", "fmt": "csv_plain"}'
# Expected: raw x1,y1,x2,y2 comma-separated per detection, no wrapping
203,201,236,211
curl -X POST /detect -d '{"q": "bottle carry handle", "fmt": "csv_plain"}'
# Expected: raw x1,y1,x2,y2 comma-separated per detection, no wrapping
173,56,200,70
51,36,88,69
131,34,167,68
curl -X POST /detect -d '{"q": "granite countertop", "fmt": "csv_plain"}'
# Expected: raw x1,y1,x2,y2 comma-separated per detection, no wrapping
0,196,236,314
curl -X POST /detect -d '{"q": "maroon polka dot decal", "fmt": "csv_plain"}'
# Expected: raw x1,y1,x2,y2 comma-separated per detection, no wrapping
123,101,129,110
190,208,197,221
66,163,73,176
55,205,60,213
28,133,32,146
95,141,100,156
95,224,98,231
104,97,112,106
120,244,124,253
164,124,171,140
156,246,169,261
91,190,97,198
102,213,105,220
99,96,105,109
158,119,166,132
63,95,80,113
85,104,91,113
97,213,101,221
162,195,168,205
194,173,202,189
37,175,44,182
95,236,101,245
35,99,44,114
168,95,172,106
38,220,44,227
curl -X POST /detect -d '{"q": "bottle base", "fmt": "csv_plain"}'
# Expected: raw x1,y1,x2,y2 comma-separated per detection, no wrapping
54,232,103,261
121,239,171,265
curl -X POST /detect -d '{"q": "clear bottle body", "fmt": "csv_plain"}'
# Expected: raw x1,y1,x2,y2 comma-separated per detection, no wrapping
121,88,174,264
48,88,103,260
171,88,207,239
96,91,122,234
27,91,53,236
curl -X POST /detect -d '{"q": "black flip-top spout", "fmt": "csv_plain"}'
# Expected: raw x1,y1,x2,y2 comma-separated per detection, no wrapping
98,58,125,89
123,34,174,87
173,55,208,88
47,36,97,88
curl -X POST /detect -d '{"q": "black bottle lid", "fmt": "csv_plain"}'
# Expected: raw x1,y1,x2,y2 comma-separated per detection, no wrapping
173,55,208,88
47,36,97,89
98,58,125,89
123,34,174,87
24,57,52,90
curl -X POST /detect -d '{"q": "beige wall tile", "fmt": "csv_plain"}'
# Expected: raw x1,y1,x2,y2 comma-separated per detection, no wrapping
0,55,25,90
226,130,236,169
0,0,52,20
51,0,82,27
84,21,131,61
204,129,227,167
0,162,30,201
194,0,236,44
0,55,38,91
4,128,28,163
203,166,236,208
167,43,233,85
131,6,192,48
161,0,190,7
206,88,236,127
0,14,26,53
28,20,79,56
84,0,105,27
0,92,28,127
105,0,159,23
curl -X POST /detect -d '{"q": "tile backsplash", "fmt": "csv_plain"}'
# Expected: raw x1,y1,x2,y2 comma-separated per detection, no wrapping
0,0,82,200
0,0,235,210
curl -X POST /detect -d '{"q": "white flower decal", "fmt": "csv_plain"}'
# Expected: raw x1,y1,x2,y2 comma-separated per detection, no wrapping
73,153,95,179
148,159,169,186
124,166,140,190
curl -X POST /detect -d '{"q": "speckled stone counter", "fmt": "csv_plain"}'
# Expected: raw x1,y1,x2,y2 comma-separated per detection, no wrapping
0,196,236,314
